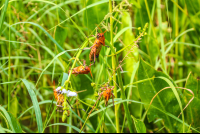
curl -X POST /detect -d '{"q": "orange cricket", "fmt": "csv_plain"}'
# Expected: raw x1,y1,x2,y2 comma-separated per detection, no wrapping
89,26,107,64
69,60,92,77
102,86,115,106
53,87,65,107
87,85,115,117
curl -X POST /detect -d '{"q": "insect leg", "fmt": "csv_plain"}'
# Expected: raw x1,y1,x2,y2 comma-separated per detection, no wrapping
105,45,109,48
104,97,108,107
56,109,64,112
110,86,115,90
89,63,94,67
89,44,95,49
56,100,64,108
89,69,93,78
82,60,86,66
56,104,63,108
82,47,90,50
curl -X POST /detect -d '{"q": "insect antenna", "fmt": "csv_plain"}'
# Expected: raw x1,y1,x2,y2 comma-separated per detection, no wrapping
95,24,103,33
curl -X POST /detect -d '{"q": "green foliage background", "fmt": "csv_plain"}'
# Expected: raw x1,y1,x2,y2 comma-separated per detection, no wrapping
0,0,200,133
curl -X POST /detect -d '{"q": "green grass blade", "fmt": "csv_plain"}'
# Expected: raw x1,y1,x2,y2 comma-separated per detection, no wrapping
157,76,185,133
0,106,15,132
157,0,166,72
0,125,6,133
70,109,95,133
21,79,43,133
10,22,71,59
18,100,56,119
7,112,22,133
48,123,84,133
0,0,9,36
95,108,107,133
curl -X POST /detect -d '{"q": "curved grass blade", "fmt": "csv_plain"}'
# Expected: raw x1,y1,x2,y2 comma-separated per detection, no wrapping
21,79,43,133
157,76,185,133
18,100,56,119
95,108,107,133
0,125,6,133
0,0,9,36
0,106,15,132
0,127,13,133
10,22,71,59
48,123,84,133
70,109,95,133
35,50,70,86
184,73,200,130
90,98,199,132
7,112,22,133
138,59,186,132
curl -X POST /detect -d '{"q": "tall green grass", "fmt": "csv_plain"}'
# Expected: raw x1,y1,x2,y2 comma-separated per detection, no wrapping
0,0,200,133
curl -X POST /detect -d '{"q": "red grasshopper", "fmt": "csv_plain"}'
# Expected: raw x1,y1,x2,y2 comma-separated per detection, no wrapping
53,86,86,117
102,86,115,106
89,26,107,64
88,86,115,116
53,87,73,116
68,60,93,77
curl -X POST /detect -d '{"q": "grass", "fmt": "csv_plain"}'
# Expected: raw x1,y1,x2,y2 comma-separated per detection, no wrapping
0,0,200,133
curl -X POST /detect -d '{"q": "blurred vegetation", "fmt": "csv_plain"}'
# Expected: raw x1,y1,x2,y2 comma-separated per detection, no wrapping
0,0,200,133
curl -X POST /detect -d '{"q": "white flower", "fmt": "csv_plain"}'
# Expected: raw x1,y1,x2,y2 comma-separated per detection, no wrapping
62,89,68,94
66,90,77,97
55,87,77,97
56,86,62,91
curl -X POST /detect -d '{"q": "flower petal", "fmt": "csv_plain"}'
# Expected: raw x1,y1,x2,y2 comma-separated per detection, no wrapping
56,86,62,91
67,91,77,97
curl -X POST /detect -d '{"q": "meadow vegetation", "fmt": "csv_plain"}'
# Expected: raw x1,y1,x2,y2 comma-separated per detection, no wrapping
0,0,200,133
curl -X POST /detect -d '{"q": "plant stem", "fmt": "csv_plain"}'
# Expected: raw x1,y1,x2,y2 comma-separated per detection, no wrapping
109,0,120,133
8,3,11,111
157,0,166,72
109,0,133,132
174,0,178,80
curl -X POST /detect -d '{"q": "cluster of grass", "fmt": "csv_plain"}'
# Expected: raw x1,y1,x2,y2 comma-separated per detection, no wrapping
0,0,200,133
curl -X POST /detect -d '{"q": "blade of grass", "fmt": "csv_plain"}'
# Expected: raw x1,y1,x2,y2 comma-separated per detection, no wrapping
0,0,9,36
21,79,43,133
90,98,198,132
7,112,22,133
155,28,194,70
70,109,95,133
48,123,83,133
157,0,166,72
109,0,120,132
173,0,179,80
8,3,11,111
0,106,15,132
0,125,5,133
10,22,71,59
18,100,56,119
109,0,134,132
157,77,185,133
95,108,107,133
